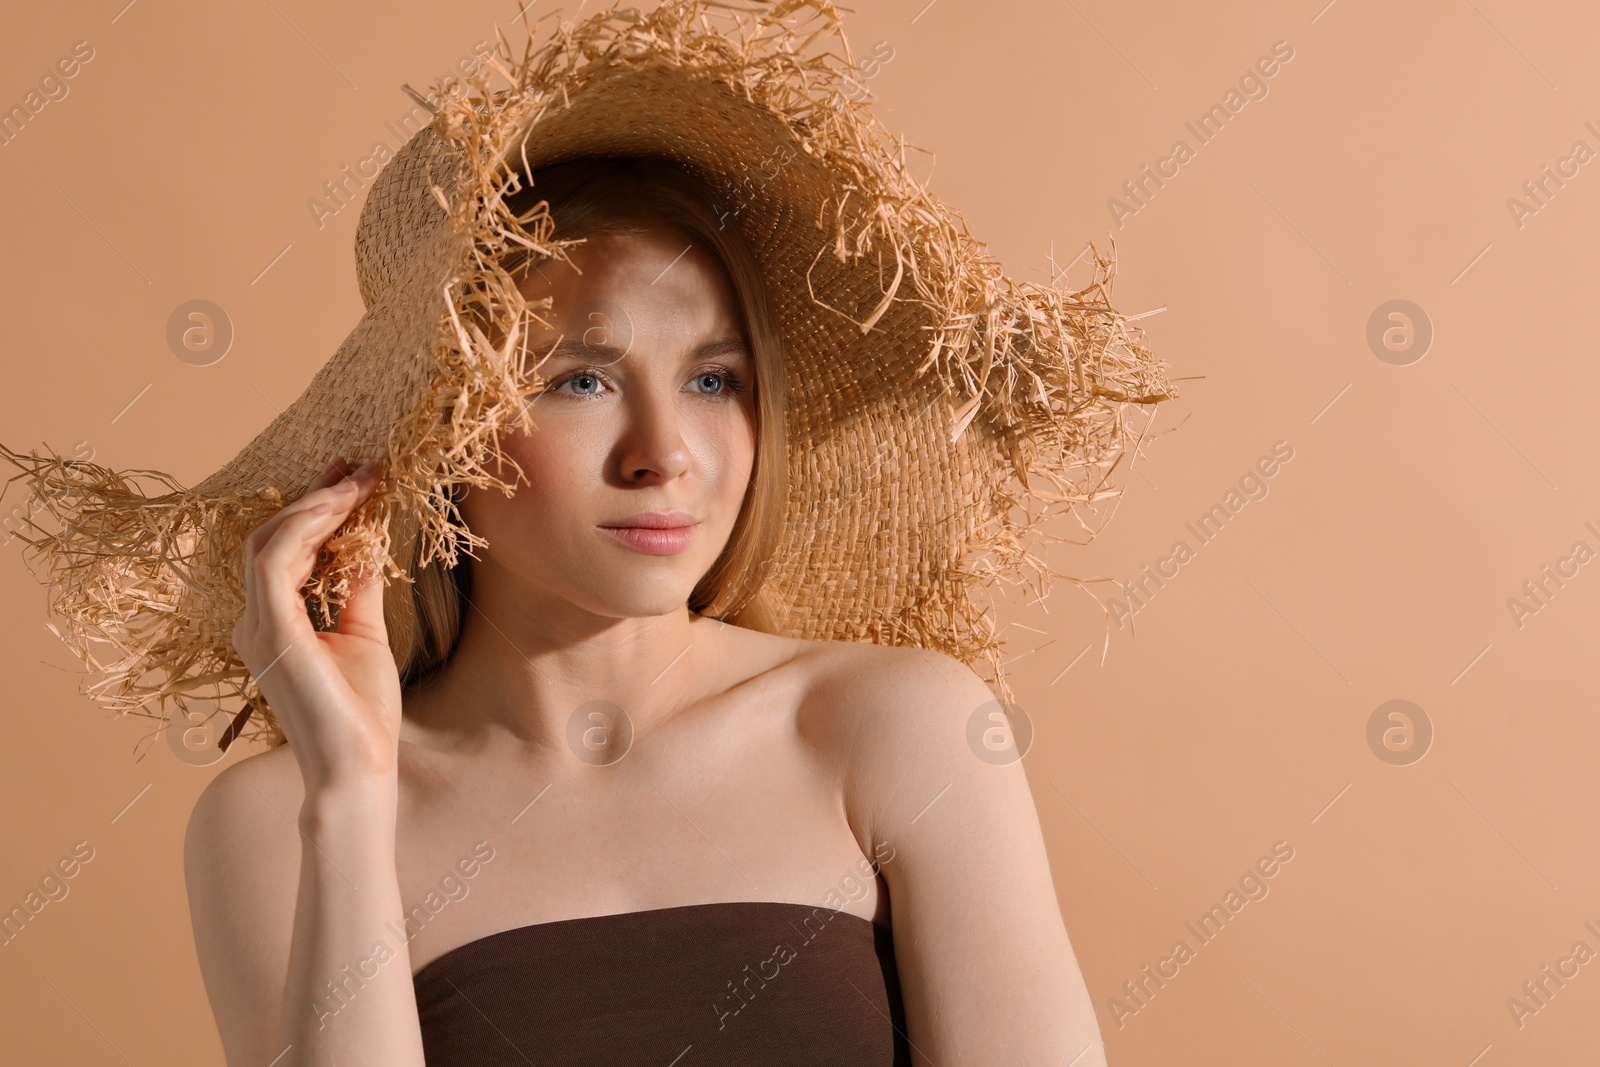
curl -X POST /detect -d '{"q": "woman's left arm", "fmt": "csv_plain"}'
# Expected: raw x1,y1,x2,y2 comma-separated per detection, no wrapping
832,645,1107,1067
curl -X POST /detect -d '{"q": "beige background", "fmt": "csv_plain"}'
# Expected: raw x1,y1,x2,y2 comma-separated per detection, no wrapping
2,0,1596,1063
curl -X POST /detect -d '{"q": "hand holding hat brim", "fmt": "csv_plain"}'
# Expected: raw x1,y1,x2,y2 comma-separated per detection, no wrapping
230,458,403,788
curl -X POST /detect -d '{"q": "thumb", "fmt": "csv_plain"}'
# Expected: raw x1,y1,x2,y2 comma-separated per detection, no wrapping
335,570,390,645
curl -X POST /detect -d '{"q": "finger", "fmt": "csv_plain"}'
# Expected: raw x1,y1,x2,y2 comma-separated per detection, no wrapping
246,503,349,650
246,463,384,642
321,463,388,645
238,461,379,646
304,457,352,495
238,454,348,633
336,571,389,645
240,464,369,581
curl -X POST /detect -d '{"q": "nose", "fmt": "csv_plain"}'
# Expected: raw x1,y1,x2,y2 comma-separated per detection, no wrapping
613,377,692,484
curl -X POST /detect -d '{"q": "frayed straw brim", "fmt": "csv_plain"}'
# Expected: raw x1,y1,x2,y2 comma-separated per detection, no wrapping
0,0,1176,753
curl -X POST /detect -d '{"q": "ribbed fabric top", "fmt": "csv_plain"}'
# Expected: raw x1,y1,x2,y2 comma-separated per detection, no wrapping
412,900,912,1066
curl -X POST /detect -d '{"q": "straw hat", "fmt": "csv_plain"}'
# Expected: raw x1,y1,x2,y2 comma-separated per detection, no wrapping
0,0,1176,753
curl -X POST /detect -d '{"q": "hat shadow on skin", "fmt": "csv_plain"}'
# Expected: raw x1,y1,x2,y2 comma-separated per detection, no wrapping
460,223,759,624
385,154,794,708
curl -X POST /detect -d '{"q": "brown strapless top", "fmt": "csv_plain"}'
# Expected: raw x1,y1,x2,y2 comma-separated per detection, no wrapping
412,900,912,1066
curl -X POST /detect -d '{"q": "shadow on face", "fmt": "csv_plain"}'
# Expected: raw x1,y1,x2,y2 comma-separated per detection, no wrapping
458,222,758,623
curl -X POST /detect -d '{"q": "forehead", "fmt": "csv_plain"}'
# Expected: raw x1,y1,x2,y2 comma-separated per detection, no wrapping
519,226,744,339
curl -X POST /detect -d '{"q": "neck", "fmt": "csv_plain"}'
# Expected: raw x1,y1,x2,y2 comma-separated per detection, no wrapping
399,557,716,756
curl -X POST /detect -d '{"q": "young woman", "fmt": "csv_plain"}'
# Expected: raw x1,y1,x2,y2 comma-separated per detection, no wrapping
182,156,1104,1066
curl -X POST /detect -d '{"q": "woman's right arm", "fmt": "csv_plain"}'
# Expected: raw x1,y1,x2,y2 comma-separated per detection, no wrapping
183,459,426,1067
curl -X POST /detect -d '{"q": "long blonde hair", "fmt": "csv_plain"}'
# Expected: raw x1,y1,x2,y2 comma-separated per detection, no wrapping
383,155,789,690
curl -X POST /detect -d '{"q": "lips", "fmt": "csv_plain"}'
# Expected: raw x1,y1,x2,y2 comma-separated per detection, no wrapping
599,509,698,530
597,510,700,555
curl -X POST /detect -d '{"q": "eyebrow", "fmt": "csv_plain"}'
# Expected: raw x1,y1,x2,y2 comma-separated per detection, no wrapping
534,335,750,365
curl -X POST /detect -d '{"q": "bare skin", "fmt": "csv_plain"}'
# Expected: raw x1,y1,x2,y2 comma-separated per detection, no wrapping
184,223,1104,1066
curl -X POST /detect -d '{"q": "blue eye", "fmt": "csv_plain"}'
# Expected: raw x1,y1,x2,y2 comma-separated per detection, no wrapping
693,370,746,396
544,367,747,400
560,371,604,397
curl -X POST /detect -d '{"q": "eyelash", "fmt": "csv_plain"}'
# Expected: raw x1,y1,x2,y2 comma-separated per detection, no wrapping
543,366,748,401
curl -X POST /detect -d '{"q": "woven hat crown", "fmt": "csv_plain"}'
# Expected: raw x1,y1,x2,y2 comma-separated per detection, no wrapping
354,126,460,311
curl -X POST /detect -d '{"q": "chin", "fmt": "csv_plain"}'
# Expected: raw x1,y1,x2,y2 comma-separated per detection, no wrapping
581,582,700,620
605,597,696,621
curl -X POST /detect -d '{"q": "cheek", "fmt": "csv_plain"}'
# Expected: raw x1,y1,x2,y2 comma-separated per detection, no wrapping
501,431,578,498
692,411,757,490
470,428,598,537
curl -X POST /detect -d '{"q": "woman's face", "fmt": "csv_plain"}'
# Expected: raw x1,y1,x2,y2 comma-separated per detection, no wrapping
459,222,758,621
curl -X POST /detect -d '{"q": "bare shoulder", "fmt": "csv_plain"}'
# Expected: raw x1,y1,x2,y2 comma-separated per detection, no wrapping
799,638,993,711
789,639,1003,849
796,638,998,748
185,738,305,871
184,740,304,1065
791,640,1102,1061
